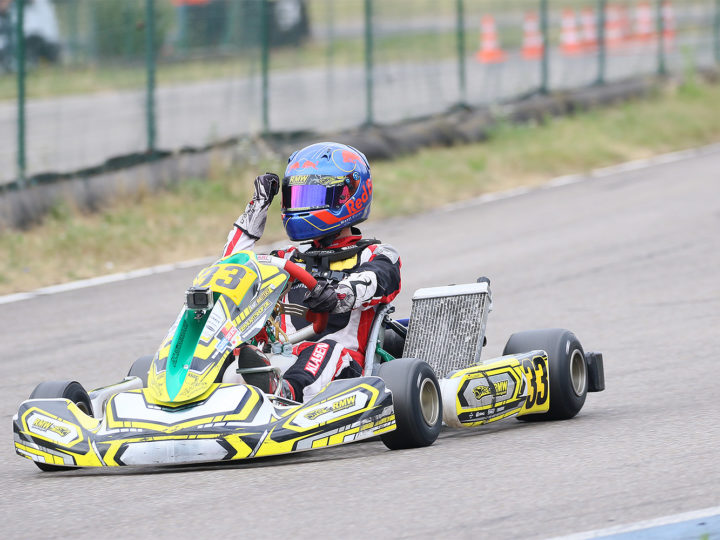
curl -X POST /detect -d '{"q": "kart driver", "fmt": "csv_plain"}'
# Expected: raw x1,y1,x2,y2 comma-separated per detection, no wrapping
221,142,401,402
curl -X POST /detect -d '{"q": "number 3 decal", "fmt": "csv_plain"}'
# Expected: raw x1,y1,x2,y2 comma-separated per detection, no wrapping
523,360,538,408
523,356,549,409
214,265,245,289
533,356,548,406
195,265,246,290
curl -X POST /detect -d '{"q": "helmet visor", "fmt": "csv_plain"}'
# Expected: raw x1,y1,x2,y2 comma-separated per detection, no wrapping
282,175,356,211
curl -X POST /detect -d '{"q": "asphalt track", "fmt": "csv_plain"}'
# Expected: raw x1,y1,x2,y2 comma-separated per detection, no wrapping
1,148,719,539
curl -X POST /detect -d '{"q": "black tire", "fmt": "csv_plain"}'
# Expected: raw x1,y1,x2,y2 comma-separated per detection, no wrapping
127,355,154,387
382,328,406,358
379,358,442,450
28,381,93,472
503,329,587,421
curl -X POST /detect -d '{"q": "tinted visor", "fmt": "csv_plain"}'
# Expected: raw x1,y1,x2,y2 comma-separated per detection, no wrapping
282,175,357,211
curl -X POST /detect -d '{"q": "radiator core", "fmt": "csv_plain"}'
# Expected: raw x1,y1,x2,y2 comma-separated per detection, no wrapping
402,283,492,377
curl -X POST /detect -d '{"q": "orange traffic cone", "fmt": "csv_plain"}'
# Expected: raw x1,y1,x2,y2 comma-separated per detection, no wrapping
522,11,544,60
618,5,631,43
476,15,507,64
580,8,598,52
605,4,625,49
560,9,583,56
662,1,676,49
634,1,656,42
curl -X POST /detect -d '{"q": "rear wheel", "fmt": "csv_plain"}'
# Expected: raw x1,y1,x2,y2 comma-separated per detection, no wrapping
28,381,92,472
379,358,442,450
382,328,406,358
127,355,154,387
503,329,587,421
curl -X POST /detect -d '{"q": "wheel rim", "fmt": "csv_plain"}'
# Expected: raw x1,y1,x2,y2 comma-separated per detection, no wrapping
569,349,587,397
419,378,439,426
75,401,91,416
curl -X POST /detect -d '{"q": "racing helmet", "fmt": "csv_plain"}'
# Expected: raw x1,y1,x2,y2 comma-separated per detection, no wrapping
281,142,372,241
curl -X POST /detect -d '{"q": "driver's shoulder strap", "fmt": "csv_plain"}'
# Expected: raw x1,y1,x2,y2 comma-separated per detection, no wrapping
291,239,380,274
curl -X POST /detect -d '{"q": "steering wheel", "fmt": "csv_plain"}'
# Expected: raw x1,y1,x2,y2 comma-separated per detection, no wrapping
260,256,329,334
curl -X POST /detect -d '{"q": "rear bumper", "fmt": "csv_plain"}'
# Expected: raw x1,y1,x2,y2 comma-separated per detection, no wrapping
585,351,605,392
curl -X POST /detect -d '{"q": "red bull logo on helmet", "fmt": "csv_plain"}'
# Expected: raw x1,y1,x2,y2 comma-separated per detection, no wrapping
332,149,366,173
288,160,318,172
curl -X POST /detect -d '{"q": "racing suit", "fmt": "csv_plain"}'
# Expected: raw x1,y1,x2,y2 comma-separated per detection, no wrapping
222,176,401,402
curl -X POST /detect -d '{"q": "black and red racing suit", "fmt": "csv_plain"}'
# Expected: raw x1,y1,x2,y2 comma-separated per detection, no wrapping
222,224,401,402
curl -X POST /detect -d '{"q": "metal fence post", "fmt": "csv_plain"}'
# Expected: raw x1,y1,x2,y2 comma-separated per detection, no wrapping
177,4,188,55
16,0,26,186
596,0,607,85
68,0,79,63
456,0,466,104
540,0,550,94
326,0,335,100
364,0,374,126
261,0,270,134
145,0,156,154
657,0,667,76
715,0,720,65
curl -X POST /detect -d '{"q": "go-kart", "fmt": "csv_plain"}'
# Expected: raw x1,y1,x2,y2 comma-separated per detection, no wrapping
13,251,605,470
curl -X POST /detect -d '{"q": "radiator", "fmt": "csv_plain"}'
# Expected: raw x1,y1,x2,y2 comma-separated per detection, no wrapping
402,282,492,377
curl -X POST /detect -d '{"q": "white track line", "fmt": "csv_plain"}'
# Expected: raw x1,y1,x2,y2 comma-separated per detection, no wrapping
0,240,288,306
2,142,720,306
553,505,720,539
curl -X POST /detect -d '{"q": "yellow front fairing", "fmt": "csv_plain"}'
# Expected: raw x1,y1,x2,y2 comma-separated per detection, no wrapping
14,377,395,468
147,251,289,405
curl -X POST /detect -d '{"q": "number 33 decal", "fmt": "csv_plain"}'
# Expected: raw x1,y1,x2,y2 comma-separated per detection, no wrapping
523,356,548,408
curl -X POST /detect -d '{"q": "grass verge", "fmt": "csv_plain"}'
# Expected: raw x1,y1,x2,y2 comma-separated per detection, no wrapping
1,79,719,295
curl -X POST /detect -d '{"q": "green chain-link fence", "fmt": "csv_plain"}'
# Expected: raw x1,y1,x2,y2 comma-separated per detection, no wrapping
2,0,719,188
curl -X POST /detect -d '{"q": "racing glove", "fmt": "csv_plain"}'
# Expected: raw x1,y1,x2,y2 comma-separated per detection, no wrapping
234,173,280,240
303,280,339,313
303,272,379,314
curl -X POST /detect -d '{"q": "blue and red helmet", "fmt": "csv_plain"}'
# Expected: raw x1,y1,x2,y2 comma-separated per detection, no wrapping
281,142,372,242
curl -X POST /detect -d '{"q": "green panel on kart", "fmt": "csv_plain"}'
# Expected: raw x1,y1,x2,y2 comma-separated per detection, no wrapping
148,251,290,404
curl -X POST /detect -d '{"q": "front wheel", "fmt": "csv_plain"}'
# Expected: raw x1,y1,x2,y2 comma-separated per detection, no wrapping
379,358,442,450
28,381,93,471
503,329,587,421
127,355,154,387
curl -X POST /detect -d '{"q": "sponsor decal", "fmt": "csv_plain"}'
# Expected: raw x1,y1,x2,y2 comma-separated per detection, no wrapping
332,149,364,173
221,323,238,342
256,283,276,303
32,417,71,437
237,299,272,332
289,160,318,171
473,380,509,400
304,394,357,421
287,174,346,186
26,411,80,445
344,181,371,216
304,343,330,376
472,385,491,400
201,309,226,340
